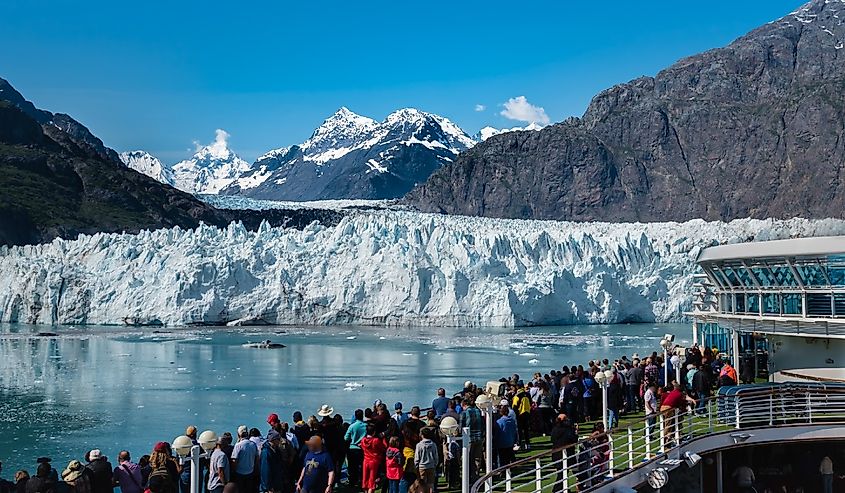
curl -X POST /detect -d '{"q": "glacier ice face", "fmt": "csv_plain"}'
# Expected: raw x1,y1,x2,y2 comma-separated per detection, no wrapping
1,210,844,327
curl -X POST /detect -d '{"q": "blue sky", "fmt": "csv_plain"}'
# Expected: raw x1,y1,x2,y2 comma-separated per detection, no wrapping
1,0,801,162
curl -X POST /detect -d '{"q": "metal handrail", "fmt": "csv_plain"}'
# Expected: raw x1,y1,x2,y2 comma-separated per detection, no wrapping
470,385,845,493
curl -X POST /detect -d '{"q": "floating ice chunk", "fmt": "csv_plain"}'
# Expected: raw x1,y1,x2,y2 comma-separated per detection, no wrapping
528,358,540,365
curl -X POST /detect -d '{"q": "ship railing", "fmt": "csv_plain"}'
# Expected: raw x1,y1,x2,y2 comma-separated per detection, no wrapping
470,384,845,493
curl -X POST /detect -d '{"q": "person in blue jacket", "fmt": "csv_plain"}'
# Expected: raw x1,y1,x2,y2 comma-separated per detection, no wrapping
260,431,287,493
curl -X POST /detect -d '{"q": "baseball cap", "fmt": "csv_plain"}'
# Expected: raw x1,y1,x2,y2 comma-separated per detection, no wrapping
267,413,280,425
153,442,169,453
394,402,403,410
237,425,249,436
464,380,473,388
88,450,102,461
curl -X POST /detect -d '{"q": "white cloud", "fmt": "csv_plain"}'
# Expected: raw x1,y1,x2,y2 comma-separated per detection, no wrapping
474,104,486,112
210,128,230,154
500,96,550,125
194,129,231,153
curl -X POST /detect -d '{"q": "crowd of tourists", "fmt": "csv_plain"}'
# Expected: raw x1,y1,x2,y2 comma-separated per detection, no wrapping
0,344,744,493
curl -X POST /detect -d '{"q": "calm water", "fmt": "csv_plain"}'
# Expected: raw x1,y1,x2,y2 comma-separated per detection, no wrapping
0,323,690,474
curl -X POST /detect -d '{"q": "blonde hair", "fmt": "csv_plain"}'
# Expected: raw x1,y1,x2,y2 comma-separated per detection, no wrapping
149,451,170,470
15,471,29,482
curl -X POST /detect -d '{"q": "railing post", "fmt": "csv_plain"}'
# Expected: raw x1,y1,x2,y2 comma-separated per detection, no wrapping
608,434,615,478
659,413,666,453
505,467,512,492
462,427,470,493
807,393,813,424
627,427,634,469
708,398,713,433
535,458,542,493
734,396,741,429
562,449,569,492
674,411,681,445
645,419,652,459
189,445,200,493
769,394,774,426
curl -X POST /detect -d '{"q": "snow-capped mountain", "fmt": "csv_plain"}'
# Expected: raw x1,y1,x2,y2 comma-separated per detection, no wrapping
119,150,174,185
222,107,477,200
476,122,544,141
2,208,843,327
171,129,252,194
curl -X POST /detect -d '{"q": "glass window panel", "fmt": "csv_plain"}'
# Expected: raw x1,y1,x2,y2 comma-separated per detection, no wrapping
835,294,845,317
782,294,802,315
735,268,755,287
735,293,745,313
751,267,775,287
826,255,845,285
769,265,799,287
721,267,742,287
806,293,832,316
799,264,829,287
746,293,760,313
762,293,779,314
722,293,733,313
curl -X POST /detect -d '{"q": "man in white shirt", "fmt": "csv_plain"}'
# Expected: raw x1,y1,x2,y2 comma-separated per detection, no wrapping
231,425,259,493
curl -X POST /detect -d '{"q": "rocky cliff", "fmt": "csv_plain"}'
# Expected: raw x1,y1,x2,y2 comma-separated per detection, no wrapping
0,78,343,246
406,0,845,221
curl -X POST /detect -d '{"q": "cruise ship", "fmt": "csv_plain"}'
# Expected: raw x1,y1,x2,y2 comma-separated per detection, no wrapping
470,236,845,493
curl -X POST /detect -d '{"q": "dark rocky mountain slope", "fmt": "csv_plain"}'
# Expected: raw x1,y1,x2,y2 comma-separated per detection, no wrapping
0,79,342,246
406,0,845,221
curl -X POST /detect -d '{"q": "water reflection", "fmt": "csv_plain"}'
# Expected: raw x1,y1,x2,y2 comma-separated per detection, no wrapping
0,323,690,473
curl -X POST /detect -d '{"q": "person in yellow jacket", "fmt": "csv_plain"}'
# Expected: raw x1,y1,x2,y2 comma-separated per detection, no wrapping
512,383,532,450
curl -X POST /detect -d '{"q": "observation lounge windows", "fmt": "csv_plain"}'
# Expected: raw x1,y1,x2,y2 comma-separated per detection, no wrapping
826,255,845,286
782,293,802,315
746,293,760,314
735,293,746,313
806,293,833,316
762,293,779,314
799,264,829,288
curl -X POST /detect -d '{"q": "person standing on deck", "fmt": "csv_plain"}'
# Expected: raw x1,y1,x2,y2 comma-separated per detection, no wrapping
343,409,366,489
431,389,449,418
296,436,334,493
113,452,142,493
460,397,484,484
231,426,259,493
392,403,408,429
207,438,230,493
494,405,517,467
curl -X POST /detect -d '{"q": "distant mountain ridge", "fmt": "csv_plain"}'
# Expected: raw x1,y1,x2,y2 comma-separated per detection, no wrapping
125,107,490,200
222,107,477,200
406,0,845,222
0,77,344,246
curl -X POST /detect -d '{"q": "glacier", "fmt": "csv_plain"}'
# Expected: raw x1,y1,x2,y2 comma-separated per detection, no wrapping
1,210,844,327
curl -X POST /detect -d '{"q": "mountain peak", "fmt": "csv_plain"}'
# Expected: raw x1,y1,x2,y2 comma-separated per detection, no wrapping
172,129,250,194
120,150,174,185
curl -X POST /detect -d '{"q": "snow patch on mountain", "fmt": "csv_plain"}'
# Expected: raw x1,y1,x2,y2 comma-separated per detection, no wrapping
171,129,252,194
119,150,174,185
477,122,545,141
1,209,843,327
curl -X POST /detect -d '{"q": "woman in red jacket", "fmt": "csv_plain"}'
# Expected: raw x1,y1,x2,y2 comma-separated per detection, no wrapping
360,424,387,493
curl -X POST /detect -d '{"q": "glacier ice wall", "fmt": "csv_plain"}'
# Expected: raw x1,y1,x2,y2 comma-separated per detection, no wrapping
1,211,844,327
